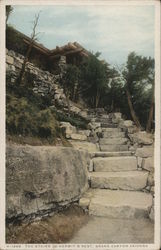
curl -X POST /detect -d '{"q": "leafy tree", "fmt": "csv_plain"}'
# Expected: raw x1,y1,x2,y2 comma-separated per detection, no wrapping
63,64,80,102
122,52,154,129
100,66,125,111
80,53,107,108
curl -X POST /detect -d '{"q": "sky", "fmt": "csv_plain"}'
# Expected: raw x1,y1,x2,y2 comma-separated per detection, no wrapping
8,5,155,66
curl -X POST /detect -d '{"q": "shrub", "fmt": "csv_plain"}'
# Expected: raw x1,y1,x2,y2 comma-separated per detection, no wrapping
53,109,88,129
6,94,59,140
6,75,52,110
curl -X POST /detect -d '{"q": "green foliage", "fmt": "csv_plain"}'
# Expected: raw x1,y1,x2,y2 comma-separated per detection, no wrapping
101,76,126,112
6,74,60,140
63,64,80,101
6,70,87,142
6,94,59,139
122,52,155,128
123,52,154,88
53,108,88,130
80,53,108,108
6,73,53,110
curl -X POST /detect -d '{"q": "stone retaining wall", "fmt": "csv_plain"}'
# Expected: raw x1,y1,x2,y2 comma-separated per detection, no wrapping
6,49,89,119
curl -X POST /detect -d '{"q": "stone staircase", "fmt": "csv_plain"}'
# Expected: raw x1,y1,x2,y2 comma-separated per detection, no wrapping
78,109,153,220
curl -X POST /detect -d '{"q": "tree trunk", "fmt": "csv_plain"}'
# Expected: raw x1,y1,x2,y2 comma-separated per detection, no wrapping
73,81,78,102
17,43,33,85
17,13,40,85
126,88,142,129
95,89,100,108
65,91,71,116
111,99,114,112
146,92,154,133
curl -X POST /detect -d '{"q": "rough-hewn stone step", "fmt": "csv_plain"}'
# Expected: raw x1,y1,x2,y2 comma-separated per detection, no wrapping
70,133,87,141
99,138,128,145
81,189,152,219
100,144,129,152
94,118,112,123
90,171,148,191
91,151,133,158
93,156,137,172
101,131,125,138
102,128,122,132
101,123,118,128
69,140,99,152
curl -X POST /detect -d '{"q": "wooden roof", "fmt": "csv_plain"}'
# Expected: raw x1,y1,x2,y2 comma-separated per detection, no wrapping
49,42,90,58
14,29,50,55
15,29,90,59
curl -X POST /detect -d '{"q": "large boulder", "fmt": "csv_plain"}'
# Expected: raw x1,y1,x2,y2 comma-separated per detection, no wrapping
112,113,122,124
6,55,14,65
121,120,133,127
60,122,77,138
88,122,101,130
79,110,88,119
70,133,87,141
142,157,154,172
6,145,89,220
129,131,154,145
135,146,154,158
70,105,81,114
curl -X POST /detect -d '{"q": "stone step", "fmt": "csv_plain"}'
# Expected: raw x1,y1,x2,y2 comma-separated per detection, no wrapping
99,138,128,145
101,123,118,128
70,133,87,141
69,140,99,153
101,131,125,138
89,171,148,191
100,144,129,152
94,118,112,123
93,156,137,172
102,128,122,132
91,151,133,158
80,189,152,219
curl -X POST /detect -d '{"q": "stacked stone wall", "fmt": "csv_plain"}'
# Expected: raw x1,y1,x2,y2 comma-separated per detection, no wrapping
6,49,88,119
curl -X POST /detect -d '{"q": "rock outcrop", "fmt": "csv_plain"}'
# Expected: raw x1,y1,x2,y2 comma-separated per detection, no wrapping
6,145,89,222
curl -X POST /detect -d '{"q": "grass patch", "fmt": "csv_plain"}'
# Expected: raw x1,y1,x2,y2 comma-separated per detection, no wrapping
6,94,60,140
6,72,88,144
6,134,72,147
6,205,89,244
6,74,65,144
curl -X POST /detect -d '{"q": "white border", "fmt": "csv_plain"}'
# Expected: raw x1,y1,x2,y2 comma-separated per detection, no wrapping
0,0,158,6
154,1,160,249
0,1,6,250
0,0,160,249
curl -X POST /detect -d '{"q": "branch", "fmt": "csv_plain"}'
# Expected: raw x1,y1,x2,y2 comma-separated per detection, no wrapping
30,11,41,41
114,63,127,85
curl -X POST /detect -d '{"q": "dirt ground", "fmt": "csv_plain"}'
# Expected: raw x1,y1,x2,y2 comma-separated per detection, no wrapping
6,205,89,244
